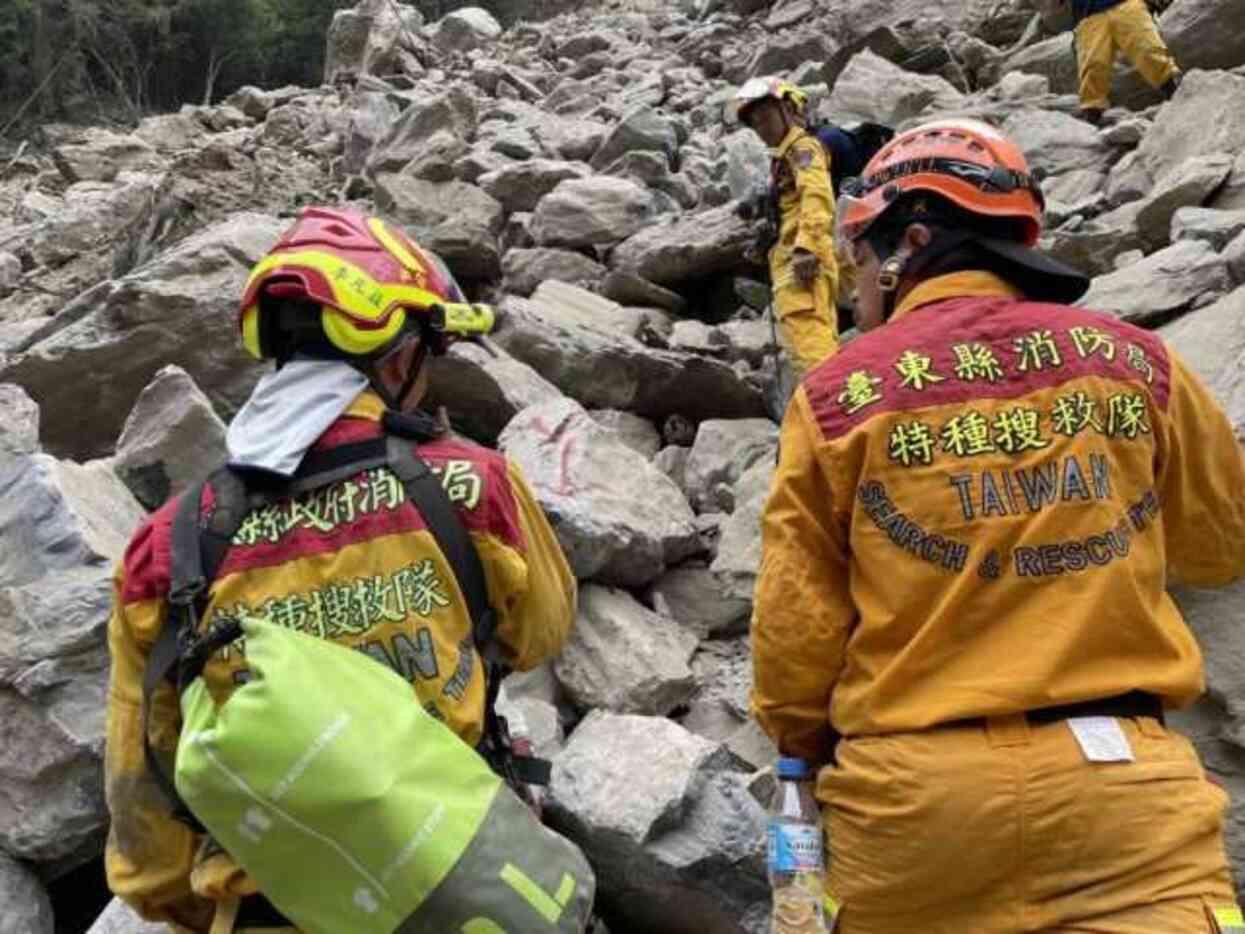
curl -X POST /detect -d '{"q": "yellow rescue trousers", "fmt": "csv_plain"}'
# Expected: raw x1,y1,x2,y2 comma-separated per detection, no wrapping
1077,0,1180,110
772,268,839,377
820,714,1241,933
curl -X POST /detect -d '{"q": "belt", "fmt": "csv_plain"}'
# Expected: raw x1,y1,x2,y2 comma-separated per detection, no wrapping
235,894,291,927
959,690,1164,729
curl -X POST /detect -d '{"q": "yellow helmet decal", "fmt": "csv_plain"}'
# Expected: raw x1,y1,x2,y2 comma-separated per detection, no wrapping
241,304,263,359
367,217,429,287
320,304,407,356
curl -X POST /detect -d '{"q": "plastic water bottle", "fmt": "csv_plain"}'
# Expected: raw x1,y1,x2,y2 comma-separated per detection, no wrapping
768,757,827,934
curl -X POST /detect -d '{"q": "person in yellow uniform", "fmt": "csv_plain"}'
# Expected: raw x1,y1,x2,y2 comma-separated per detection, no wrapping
730,77,839,376
1061,0,1182,124
103,207,577,933
752,118,1245,933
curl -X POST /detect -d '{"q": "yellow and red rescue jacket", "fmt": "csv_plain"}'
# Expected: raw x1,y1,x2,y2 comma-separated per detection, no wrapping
752,271,1245,762
769,126,839,316
104,392,576,931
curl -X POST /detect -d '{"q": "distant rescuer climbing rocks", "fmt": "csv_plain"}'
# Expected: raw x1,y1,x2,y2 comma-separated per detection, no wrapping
102,207,577,932
730,77,839,377
751,118,1245,933
1060,0,1182,124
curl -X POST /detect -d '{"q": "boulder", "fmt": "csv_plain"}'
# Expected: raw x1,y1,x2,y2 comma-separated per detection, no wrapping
824,49,966,126
1044,200,1145,278
722,128,770,203
493,294,767,422
1160,0,1245,76
0,383,39,456
600,270,688,315
1228,232,1245,285
429,7,502,54
555,585,698,715
1134,152,1235,250
747,30,838,79
588,410,662,459
478,101,610,163
710,458,773,603
324,0,424,82
649,565,751,638
654,445,691,491
112,365,227,510
478,159,593,214
1171,208,1245,250
1174,584,1245,746
590,107,679,171
691,636,752,722
134,112,204,153
86,898,166,934
0,453,144,864
1078,239,1232,326
0,852,53,934
1134,70,1245,183
499,398,700,587
611,202,753,289
342,91,403,175
52,130,163,184
1,213,282,461
528,280,659,340
1159,287,1245,437
374,174,503,281
0,250,20,298
683,419,778,512
1215,150,1245,212
547,711,768,934
501,247,607,296
531,176,655,249
424,341,564,445
1002,108,1111,178
367,86,477,175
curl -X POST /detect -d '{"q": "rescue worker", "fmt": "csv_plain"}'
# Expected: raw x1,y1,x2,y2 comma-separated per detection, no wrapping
1060,0,1182,124
752,118,1245,933
103,207,577,933
730,77,840,376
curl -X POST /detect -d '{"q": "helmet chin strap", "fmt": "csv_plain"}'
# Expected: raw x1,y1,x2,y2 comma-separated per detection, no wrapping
357,332,429,412
872,227,980,322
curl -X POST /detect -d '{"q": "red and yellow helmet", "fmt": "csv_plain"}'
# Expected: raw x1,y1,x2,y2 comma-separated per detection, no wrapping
726,76,809,124
238,207,493,360
837,118,1045,246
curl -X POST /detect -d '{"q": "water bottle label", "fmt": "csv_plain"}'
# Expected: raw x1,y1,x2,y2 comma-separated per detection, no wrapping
767,823,823,873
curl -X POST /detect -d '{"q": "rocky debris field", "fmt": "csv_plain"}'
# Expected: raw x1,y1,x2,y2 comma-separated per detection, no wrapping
2,0,1245,931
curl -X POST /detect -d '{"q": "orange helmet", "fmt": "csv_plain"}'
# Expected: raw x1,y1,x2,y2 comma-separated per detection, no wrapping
238,207,493,361
837,119,1045,246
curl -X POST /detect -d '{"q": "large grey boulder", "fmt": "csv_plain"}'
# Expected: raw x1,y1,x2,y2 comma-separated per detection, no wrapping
0,453,144,865
1160,0,1245,75
52,130,163,184
548,711,768,934
87,898,166,934
600,270,688,315
479,100,610,163
374,174,503,281
0,213,282,461
1175,584,1245,745
342,90,403,175
424,341,564,445
368,86,478,176
1135,71,1245,183
1134,153,1235,251
555,585,698,715
429,7,502,54
1002,108,1111,178
611,202,753,289
478,159,593,215
324,0,425,82
499,398,700,587
588,410,662,459
0,851,53,934
1044,199,1145,278
683,419,778,512
0,384,39,456
501,247,606,296
710,458,773,604
1171,208,1245,250
747,30,838,80
531,176,655,249
493,294,767,423
825,49,966,125
722,128,770,202
1159,287,1245,437
591,107,679,171
1078,239,1232,326
649,565,751,639
113,365,227,510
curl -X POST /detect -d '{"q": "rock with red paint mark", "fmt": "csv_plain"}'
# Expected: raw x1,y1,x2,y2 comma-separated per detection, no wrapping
499,397,700,587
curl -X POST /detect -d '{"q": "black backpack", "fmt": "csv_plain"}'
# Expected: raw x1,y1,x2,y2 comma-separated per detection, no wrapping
809,121,896,196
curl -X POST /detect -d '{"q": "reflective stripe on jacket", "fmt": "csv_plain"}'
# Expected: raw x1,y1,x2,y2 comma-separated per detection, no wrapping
104,391,576,929
752,270,1245,761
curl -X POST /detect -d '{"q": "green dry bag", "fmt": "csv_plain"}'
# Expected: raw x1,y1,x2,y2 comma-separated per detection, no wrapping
175,616,594,934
